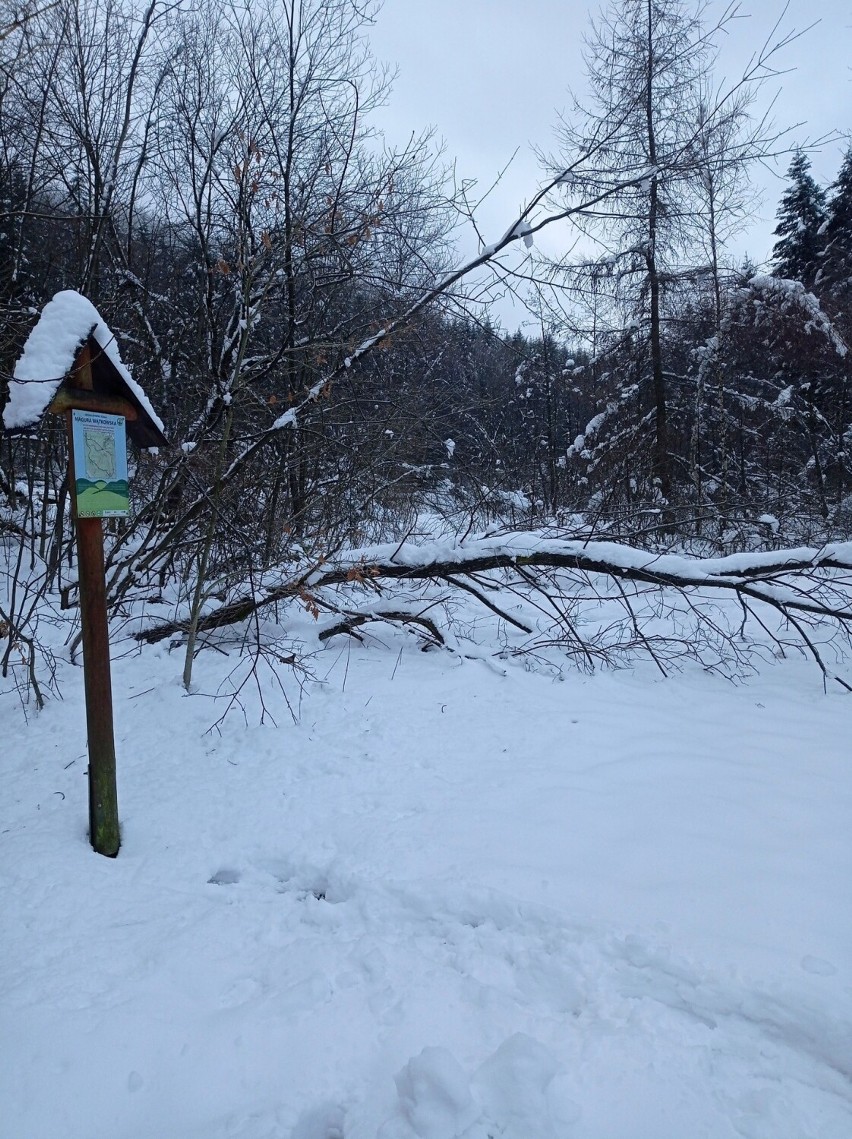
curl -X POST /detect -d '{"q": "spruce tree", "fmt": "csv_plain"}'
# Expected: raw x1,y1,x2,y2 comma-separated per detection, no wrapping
820,148,852,295
771,151,827,288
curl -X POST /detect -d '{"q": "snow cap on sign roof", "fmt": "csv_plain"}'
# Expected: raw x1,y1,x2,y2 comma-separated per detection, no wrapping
5,290,166,447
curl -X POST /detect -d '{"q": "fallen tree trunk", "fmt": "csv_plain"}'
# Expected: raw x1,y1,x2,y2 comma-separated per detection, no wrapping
134,532,852,646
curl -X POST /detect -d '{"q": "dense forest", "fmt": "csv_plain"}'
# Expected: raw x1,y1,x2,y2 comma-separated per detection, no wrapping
1,0,851,698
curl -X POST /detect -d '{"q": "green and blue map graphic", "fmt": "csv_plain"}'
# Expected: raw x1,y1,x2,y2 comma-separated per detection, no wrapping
71,410,129,517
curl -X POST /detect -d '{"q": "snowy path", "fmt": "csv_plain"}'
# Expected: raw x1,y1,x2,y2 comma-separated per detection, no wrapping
3,637,851,1138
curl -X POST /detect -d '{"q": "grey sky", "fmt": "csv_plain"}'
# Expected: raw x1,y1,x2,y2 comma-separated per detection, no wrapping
368,0,850,329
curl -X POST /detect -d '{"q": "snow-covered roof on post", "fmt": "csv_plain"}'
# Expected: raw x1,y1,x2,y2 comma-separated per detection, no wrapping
4,290,168,449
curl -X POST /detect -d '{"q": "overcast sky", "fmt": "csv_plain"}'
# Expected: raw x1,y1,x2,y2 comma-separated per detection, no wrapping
367,0,851,330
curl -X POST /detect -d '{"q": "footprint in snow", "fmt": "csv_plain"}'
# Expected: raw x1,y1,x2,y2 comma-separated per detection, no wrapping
800,955,837,976
208,867,241,885
290,1101,346,1138
218,976,263,1008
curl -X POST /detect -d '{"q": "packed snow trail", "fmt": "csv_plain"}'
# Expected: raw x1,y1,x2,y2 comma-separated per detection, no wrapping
2,622,851,1138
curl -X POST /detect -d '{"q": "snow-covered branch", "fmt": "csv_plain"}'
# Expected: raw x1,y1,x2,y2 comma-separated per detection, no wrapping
118,166,674,582
134,533,852,655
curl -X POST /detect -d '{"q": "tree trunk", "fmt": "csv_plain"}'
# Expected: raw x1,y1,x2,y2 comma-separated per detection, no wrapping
645,0,670,502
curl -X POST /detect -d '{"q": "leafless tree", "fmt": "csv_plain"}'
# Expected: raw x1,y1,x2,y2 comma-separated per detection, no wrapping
539,0,797,510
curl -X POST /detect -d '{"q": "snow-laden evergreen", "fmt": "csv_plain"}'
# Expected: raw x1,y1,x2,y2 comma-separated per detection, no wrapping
821,147,852,295
771,151,828,289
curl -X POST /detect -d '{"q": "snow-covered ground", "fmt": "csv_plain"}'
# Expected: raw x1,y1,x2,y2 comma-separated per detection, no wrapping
3,605,851,1138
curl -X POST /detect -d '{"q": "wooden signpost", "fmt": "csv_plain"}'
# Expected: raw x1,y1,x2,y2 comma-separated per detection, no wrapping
6,292,168,858
53,344,138,856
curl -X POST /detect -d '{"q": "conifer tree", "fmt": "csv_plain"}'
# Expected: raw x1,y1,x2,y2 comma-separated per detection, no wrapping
771,151,827,288
548,0,724,502
547,0,784,510
820,148,852,296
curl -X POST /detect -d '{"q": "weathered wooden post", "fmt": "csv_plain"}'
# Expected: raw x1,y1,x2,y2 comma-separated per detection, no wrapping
64,344,122,855
4,291,168,857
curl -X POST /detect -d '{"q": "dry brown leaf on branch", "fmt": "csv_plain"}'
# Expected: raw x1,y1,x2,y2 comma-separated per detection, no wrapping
298,588,320,620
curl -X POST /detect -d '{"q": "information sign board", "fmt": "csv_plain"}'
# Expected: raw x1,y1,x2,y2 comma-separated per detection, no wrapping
71,409,129,517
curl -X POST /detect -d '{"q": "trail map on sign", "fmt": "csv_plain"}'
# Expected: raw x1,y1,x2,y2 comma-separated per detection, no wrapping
84,429,117,481
71,410,129,518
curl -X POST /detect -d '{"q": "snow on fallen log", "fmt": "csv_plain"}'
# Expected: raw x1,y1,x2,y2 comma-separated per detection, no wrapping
310,532,852,583
133,533,852,647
